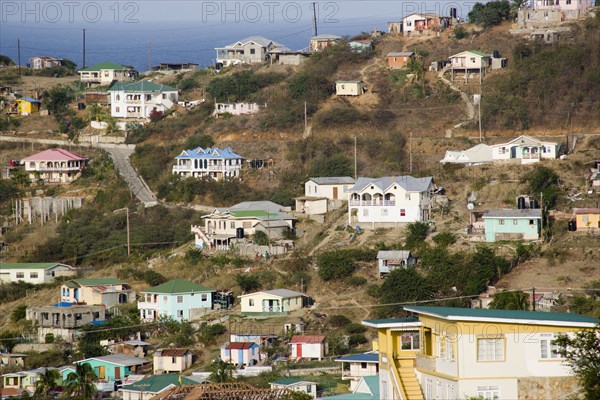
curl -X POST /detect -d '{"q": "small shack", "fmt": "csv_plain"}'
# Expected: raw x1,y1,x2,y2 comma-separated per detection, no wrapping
14,97,41,115
335,80,365,96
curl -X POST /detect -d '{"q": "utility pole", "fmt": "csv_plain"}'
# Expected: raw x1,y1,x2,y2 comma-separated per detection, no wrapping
409,131,413,173
532,287,536,311
147,41,152,72
17,39,21,75
478,94,483,143
126,207,130,257
304,101,307,135
82,29,86,68
540,191,544,243
311,2,318,37
354,136,357,179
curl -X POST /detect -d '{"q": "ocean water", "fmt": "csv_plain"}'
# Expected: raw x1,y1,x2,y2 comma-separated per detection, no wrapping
0,1,474,71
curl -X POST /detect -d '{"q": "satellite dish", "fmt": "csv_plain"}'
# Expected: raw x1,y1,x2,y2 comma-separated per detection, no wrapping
467,203,474,210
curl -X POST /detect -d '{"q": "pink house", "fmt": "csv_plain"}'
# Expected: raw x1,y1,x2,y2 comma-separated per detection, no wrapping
289,335,328,361
20,148,89,183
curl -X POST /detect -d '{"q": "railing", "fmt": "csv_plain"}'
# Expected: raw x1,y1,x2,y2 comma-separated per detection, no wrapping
137,301,159,310
34,166,82,172
262,306,282,312
173,165,241,172
416,354,457,376
522,153,541,159
124,99,142,104
349,200,396,206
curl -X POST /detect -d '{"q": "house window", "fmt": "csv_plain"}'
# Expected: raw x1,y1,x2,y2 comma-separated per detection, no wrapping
400,209,406,217
513,219,518,225
230,222,235,229
249,299,254,306
477,386,500,399
361,362,368,369
177,310,184,318
540,333,560,359
16,272,24,279
477,337,504,361
116,107,120,113
307,385,312,393
201,294,208,301
146,94,152,101
116,95,120,101
30,272,38,278
381,209,388,216
582,216,589,222
470,57,476,63
163,296,168,303
499,219,505,225
401,332,420,350
250,48,256,54
405,193,411,200
172,357,176,363
177,296,183,303
529,219,535,225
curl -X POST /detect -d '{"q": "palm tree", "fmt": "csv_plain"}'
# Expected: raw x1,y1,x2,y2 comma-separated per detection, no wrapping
104,116,121,135
87,103,106,123
489,291,530,310
34,368,60,399
208,360,235,383
62,363,98,400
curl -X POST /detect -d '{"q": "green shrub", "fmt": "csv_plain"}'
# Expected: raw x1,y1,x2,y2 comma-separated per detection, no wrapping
328,314,351,328
45,333,55,344
345,323,367,334
347,276,367,286
253,231,269,246
184,134,215,149
348,334,369,347
454,26,468,40
236,273,261,293
432,232,456,247
11,304,27,322
405,222,429,249
318,251,356,281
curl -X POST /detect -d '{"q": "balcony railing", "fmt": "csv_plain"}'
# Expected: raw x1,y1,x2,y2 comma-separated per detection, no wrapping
173,165,241,172
262,306,282,313
349,200,396,206
34,166,82,172
137,301,159,310
416,354,457,376
124,99,142,104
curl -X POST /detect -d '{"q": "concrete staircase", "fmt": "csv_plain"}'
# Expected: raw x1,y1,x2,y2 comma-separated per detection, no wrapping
394,359,425,400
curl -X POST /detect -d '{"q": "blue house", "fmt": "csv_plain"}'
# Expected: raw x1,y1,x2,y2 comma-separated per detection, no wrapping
138,280,215,322
482,209,542,242
172,147,244,181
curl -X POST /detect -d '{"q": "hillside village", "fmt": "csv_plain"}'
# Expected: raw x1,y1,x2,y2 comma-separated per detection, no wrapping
1,1,600,400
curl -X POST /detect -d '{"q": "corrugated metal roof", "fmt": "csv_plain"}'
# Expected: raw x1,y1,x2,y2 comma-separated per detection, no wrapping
175,147,244,161
0,262,71,270
155,348,192,357
22,149,88,162
350,176,433,193
386,52,414,57
483,209,542,218
376,250,411,260
142,279,214,294
108,81,177,93
335,352,379,363
289,335,326,344
79,354,148,367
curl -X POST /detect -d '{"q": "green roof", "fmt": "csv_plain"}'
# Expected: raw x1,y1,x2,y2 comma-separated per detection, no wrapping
79,62,130,72
322,376,379,400
142,279,214,294
108,81,177,93
65,278,126,287
404,306,599,325
467,50,488,57
0,263,69,270
230,210,290,220
122,374,197,393
270,377,317,386
362,317,419,325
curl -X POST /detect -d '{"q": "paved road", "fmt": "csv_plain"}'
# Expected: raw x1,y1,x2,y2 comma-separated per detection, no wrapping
102,146,158,207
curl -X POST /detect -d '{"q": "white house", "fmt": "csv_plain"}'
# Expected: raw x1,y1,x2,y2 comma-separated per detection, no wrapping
401,13,451,35
449,50,491,83
295,177,355,216
108,81,178,119
377,250,416,276
216,36,289,67
335,351,379,390
0,263,75,284
30,56,62,70
269,378,317,399
221,342,261,367
336,80,365,96
289,335,327,361
348,176,434,228
138,280,215,322
194,201,294,250
20,148,89,184
172,147,244,181
239,289,306,315
491,135,560,163
78,62,136,85
153,349,193,374
213,102,261,116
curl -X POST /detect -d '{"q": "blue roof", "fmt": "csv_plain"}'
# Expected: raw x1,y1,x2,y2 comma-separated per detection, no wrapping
335,352,379,363
88,320,107,326
175,147,244,160
53,302,75,307
21,97,41,103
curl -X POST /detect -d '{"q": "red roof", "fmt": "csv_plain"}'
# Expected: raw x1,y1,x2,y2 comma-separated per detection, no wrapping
1,388,25,397
226,342,256,350
289,335,326,344
22,148,88,162
574,208,600,214
158,348,192,357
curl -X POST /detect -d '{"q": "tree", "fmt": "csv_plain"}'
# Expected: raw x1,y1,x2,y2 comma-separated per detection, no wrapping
33,368,60,399
454,26,468,40
0,55,15,66
235,273,261,293
184,134,214,149
489,291,530,310
468,1,511,27
554,324,600,399
317,251,356,281
10,168,31,189
378,268,434,317
209,360,235,383
405,221,429,249
104,116,121,134
284,392,314,400
87,103,106,122
11,304,27,322
44,85,74,114
62,362,98,400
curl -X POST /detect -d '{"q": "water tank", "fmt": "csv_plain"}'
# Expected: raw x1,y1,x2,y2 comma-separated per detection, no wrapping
530,199,539,209
517,197,526,209
568,220,576,232
236,227,244,239
450,7,457,18
493,50,500,58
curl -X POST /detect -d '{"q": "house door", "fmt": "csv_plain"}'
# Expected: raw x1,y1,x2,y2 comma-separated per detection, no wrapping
115,367,121,379
74,288,79,301
297,344,302,358
510,146,517,159
333,187,338,200
96,366,105,379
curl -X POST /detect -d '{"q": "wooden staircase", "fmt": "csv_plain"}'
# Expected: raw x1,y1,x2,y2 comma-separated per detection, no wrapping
393,359,424,400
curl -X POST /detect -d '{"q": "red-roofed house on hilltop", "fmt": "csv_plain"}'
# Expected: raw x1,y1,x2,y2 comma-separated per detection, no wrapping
20,148,89,183
220,342,261,367
289,335,328,360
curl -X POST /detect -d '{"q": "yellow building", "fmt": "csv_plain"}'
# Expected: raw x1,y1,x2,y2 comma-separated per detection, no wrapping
573,208,600,232
362,306,598,400
15,97,41,114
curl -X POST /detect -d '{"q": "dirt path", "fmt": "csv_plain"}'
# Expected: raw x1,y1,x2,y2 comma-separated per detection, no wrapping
438,66,475,125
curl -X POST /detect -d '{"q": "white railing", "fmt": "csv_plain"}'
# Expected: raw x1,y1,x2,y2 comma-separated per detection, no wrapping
173,165,241,172
349,200,396,206
34,166,82,172
262,306,282,312
137,301,159,310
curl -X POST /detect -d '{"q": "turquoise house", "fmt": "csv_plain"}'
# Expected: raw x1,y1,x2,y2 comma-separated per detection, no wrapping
483,209,542,242
138,280,215,322
71,354,148,382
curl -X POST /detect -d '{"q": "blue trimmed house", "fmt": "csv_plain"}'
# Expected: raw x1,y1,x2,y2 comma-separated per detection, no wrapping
482,209,542,242
138,280,215,322
335,351,380,390
68,355,148,384
220,342,261,367
172,147,244,181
